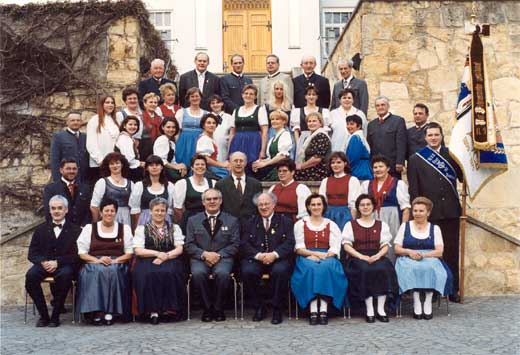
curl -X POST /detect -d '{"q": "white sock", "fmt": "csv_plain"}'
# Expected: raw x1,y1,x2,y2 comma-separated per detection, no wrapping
365,297,374,317
377,295,387,316
413,291,422,314
310,299,318,313
424,292,433,315
104,313,113,321
319,298,328,313
150,312,159,318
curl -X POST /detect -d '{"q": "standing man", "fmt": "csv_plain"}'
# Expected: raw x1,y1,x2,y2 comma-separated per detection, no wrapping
406,103,430,159
26,195,81,327
367,96,407,179
220,54,253,114
49,111,89,183
178,52,220,111
407,122,463,302
240,192,295,324
215,151,262,222
292,55,331,109
185,188,240,322
138,58,176,108
257,54,294,106
330,59,369,115
43,158,91,227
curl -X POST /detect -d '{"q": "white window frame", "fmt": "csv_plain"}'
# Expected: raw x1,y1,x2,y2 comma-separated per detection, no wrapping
321,8,352,61
149,10,174,54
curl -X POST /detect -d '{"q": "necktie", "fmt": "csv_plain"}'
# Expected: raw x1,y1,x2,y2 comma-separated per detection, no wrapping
264,218,270,231
209,216,216,234
343,80,349,88
236,177,243,196
68,182,76,198
379,117,384,125
52,223,63,229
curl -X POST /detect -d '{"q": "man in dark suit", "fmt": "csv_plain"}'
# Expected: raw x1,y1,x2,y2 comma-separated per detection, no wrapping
26,195,81,327
367,96,407,179
406,103,430,160
292,55,331,109
43,159,91,227
138,58,176,108
185,188,240,322
330,59,368,115
407,122,463,302
215,151,262,222
219,54,253,114
178,52,220,111
240,192,295,324
49,111,89,183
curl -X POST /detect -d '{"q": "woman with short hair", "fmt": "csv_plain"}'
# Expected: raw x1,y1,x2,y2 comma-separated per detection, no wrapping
115,115,145,182
153,117,187,183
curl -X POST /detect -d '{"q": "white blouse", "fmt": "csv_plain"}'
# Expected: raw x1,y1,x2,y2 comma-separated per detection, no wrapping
318,173,362,209
268,180,311,219
231,105,269,127
133,224,185,249
91,177,134,207
86,115,122,167
394,222,443,246
266,129,292,159
213,112,234,162
329,106,367,151
77,222,133,254
129,181,175,214
173,177,216,209
294,217,342,256
290,107,330,131
153,135,176,165
116,108,143,139
175,108,205,128
115,133,140,168
342,219,393,248
196,134,217,157
360,179,411,210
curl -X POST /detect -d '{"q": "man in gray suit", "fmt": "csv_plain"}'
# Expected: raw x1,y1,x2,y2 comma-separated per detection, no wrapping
257,54,293,106
185,188,240,322
330,59,369,115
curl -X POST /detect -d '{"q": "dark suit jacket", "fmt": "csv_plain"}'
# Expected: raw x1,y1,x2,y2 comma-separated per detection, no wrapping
50,130,89,183
292,72,331,109
406,125,428,160
138,77,177,109
367,113,407,174
28,221,81,267
240,213,295,260
178,70,220,111
185,211,240,260
407,146,463,221
43,180,91,227
219,73,253,114
215,175,262,221
330,77,369,115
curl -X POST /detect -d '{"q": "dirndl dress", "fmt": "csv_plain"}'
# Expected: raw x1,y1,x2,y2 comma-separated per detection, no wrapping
229,106,262,169
135,183,173,226
102,177,132,226
323,175,355,231
176,108,205,167
179,177,213,233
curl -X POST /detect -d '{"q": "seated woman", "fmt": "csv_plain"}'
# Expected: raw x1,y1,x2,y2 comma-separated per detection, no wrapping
319,152,361,231
132,197,186,325
252,110,293,181
294,112,331,181
345,114,373,182
209,94,234,163
394,197,453,320
77,198,133,325
91,152,134,225
153,117,188,183
228,84,268,172
342,194,398,323
196,113,230,179
291,194,347,326
129,155,175,230
140,93,161,161
156,83,181,118
329,88,367,152
361,155,410,261
173,155,217,232
115,115,145,182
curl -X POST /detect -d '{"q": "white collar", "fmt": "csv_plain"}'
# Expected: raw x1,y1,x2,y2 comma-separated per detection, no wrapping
343,74,354,82
304,72,314,79
66,128,79,136
333,172,346,178
206,211,220,218
378,112,391,121
232,173,245,181
232,72,243,78
267,71,280,78
280,179,295,187
61,177,75,186
196,69,206,76
52,219,65,226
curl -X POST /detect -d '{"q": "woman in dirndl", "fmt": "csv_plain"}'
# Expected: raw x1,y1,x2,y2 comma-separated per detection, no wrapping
153,117,188,183
196,113,230,179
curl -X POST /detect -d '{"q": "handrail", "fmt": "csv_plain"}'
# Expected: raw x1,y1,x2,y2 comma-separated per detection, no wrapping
466,215,520,246
0,217,45,245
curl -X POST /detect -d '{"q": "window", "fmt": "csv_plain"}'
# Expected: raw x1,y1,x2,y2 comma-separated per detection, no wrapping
149,11,173,53
321,10,352,63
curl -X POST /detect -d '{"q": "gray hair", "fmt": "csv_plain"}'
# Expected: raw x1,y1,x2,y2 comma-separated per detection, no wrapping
375,95,390,104
151,58,165,67
194,52,209,62
49,195,69,209
301,55,317,64
201,188,223,201
149,197,168,210
337,58,354,68
229,151,248,164
253,192,278,206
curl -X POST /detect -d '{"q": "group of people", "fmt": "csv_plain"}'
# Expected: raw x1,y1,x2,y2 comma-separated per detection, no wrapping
27,52,463,328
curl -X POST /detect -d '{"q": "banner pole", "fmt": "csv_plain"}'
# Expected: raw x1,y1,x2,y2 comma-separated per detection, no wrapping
459,181,468,303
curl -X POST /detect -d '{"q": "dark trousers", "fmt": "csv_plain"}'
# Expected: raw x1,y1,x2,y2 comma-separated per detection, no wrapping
433,218,460,294
190,258,233,311
25,264,74,320
240,258,291,309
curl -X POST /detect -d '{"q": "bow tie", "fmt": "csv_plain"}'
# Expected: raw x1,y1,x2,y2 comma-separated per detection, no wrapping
52,223,63,229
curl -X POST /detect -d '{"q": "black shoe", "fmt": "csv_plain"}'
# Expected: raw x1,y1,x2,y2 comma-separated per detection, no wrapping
150,315,159,325
271,309,282,325
423,313,433,320
309,312,319,325
92,317,103,326
365,315,375,323
413,313,423,320
253,307,265,322
449,294,461,303
318,311,328,325
214,310,226,322
376,314,389,323
201,309,213,322
48,319,60,327
36,318,49,327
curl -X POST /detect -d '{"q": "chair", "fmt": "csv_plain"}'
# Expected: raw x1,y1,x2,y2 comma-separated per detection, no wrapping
186,272,239,321
397,291,450,318
24,277,77,324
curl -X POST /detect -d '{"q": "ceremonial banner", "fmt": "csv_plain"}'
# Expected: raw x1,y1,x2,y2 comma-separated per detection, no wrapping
449,30,508,200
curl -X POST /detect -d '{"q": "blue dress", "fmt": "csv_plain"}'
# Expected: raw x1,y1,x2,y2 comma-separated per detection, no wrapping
229,106,262,169
346,134,373,181
395,222,453,296
176,108,206,166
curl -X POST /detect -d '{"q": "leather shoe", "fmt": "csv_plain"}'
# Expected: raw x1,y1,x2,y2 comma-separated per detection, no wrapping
449,294,461,303
150,315,159,325
376,314,389,323
365,315,375,323
201,309,213,322
423,313,433,320
309,312,319,325
271,309,282,325
104,319,114,326
318,311,328,325
92,317,103,326
253,307,265,322
48,319,60,327
36,318,49,327
214,310,226,322
413,313,423,320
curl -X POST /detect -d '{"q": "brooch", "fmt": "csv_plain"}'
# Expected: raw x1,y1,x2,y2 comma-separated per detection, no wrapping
271,229,276,234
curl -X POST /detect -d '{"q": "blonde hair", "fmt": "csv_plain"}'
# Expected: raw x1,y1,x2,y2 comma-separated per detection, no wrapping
143,92,159,103
305,111,324,127
159,83,177,98
268,81,292,112
269,109,288,124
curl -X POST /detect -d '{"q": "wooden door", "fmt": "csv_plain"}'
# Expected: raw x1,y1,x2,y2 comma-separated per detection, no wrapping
222,0,272,72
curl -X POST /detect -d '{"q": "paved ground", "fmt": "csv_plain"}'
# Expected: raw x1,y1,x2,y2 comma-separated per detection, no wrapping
1,296,519,355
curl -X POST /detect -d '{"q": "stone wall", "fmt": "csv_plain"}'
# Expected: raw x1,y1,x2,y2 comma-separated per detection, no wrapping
323,0,520,240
